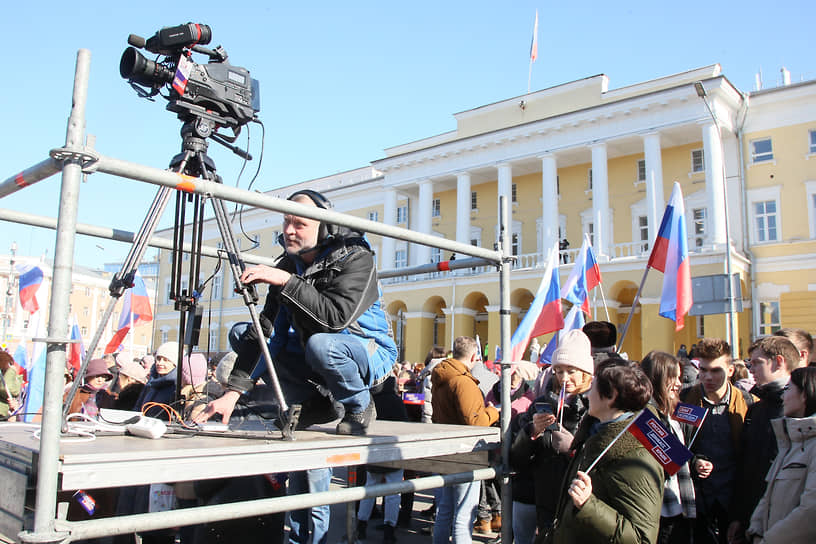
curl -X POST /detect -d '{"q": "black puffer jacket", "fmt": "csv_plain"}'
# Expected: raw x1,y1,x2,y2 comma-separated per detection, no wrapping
510,378,589,528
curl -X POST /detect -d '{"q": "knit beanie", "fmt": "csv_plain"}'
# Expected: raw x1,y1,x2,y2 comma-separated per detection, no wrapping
551,329,594,376
155,342,179,367
118,359,148,384
181,353,208,386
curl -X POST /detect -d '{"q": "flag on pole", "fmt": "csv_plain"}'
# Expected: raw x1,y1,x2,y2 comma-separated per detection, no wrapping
529,11,539,63
509,247,563,362
538,302,585,364
647,182,693,330
561,235,603,315
21,311,47,422
18,266,43,314
628,409,693,476
104,273,153,354
672,402,708,428
67,314,84,377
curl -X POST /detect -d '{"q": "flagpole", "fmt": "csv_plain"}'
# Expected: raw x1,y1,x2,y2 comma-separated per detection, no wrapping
598,282,611,322
558,381,566,427
616,266,651,352
527,61,533,95
686,407,710,450
585,410,643,473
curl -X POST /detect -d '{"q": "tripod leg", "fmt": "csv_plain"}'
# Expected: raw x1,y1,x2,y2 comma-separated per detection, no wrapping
207,194,297,439
62,185,175,425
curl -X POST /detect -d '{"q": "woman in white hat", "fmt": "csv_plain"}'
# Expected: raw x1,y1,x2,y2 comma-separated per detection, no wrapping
509,329,594,543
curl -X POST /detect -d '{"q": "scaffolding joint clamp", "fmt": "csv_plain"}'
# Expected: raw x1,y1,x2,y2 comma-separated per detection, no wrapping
50,146,100,173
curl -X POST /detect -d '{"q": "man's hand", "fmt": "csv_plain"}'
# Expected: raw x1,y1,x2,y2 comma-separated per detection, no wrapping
568,471,592,508
240,265,291,287
193,391,241,424
695,458,713,479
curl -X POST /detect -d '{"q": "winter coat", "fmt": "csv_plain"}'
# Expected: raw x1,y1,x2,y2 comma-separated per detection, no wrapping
430,357,498,427
229,227,396,393
0,366,22,418
486,379,535,419
134,367,178,420
550,411,664,544
747,415,816,544
732,379,785,525
510,378,589,527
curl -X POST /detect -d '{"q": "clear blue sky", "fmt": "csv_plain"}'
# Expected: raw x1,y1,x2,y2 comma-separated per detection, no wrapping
1,1,812,270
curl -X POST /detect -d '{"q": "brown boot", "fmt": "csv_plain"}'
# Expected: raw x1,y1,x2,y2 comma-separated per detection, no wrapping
491,514,502,531
474,518,492,534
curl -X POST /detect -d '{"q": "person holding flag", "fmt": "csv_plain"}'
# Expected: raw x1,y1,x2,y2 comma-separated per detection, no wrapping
550,359,663,544
509,329,594,542
640,351,696,543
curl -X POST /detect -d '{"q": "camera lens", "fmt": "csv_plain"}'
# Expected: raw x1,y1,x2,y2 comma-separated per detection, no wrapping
120,47,173,86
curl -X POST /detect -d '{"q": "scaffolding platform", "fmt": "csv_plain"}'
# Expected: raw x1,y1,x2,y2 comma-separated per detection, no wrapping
0,421,499,491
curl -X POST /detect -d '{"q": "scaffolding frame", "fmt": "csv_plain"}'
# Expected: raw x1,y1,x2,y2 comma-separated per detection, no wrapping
0,50,516,544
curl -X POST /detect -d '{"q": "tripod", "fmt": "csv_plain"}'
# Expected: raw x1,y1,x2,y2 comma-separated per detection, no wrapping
63,113,299,439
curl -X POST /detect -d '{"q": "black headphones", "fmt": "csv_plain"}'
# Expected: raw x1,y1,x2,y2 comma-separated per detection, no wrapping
281,189,337,247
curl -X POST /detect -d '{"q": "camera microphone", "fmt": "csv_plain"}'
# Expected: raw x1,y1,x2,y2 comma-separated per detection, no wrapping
128,34,146,48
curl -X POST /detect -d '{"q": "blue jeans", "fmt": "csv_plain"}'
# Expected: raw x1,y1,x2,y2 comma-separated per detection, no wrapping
358,469,404,526
230,324,372,413
512,501,537,544
433,480,480,544
287,468,331,544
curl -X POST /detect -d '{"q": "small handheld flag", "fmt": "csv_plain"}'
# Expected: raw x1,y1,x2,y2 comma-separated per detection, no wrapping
557,380,566,426
672,402,708,428
628,410,693,476
18,266,43,314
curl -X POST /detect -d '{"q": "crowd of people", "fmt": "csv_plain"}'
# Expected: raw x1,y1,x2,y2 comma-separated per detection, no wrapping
2,187,814,544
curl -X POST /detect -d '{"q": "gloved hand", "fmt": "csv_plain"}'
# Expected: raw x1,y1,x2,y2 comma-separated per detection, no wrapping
550,427,574,454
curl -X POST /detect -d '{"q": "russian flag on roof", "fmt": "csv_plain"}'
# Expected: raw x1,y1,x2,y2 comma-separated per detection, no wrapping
18,266,43,314
647,182,693,331
509,247,564,362
104,273,153,354
561,235,603,315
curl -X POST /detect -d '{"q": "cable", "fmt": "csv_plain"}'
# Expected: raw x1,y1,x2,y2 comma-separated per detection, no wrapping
236,119,266,248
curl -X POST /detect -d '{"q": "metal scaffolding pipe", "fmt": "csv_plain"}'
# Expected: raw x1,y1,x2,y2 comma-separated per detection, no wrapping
498,196,514,544
0,208,278,267
0,158,61,198
378,256,494,279
47,468,498,543
32,49,91,537
92,155,503,263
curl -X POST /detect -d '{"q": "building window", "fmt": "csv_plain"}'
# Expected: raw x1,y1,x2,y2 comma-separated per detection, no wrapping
691,149,705,173
511,183,518,203
432,198,441,218
85,287,91,296
209,328,219,350
638,216,649,252
212,273,222,300
433,315,443,346
759,301,781,335
471,191,478,210
368,211,379,222
637,159,646,183
511,233,520,256
431,247,441,263
396,205,408,224
587,168,593,190
83,306,90,317
81,327,88,336
161,329,169,344
394,249,407,268
165,278,172,304
585,222,595,247
692,208,706,248
754,200,778,242
696,316,705,339
751,138,774,163
810,130,816,154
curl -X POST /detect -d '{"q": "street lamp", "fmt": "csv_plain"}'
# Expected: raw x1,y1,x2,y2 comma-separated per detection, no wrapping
694,81,738,356
3,242,18,345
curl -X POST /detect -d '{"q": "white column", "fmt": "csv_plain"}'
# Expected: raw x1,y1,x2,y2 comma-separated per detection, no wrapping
381,188,397,270
702,122,727,246
591,143,610,256
456,172,472,258
414,179,433,265
643,132,665,245
540,154,559,255
497,162,513,216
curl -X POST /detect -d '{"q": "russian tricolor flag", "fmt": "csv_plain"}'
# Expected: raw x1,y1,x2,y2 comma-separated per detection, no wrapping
538,302,585,364
67,314,84,377
18,266,43,314
509,247,564,362
104,273,153,354
647,182,693,331
529,11,539,63
561,234,603,315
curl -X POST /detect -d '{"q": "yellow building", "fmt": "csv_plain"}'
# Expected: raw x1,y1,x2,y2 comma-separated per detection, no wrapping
151,64,816,363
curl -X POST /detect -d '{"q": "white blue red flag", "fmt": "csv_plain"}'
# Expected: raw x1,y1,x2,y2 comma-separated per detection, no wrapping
18,266,43,314
173,54,192,95
529,11,539,63
538,303,585,364
647,182,693,331
672,402,708,428
104,273,153,354
509,247,564,362
67,314,84,377
628,409,693,476
561,234,603,315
